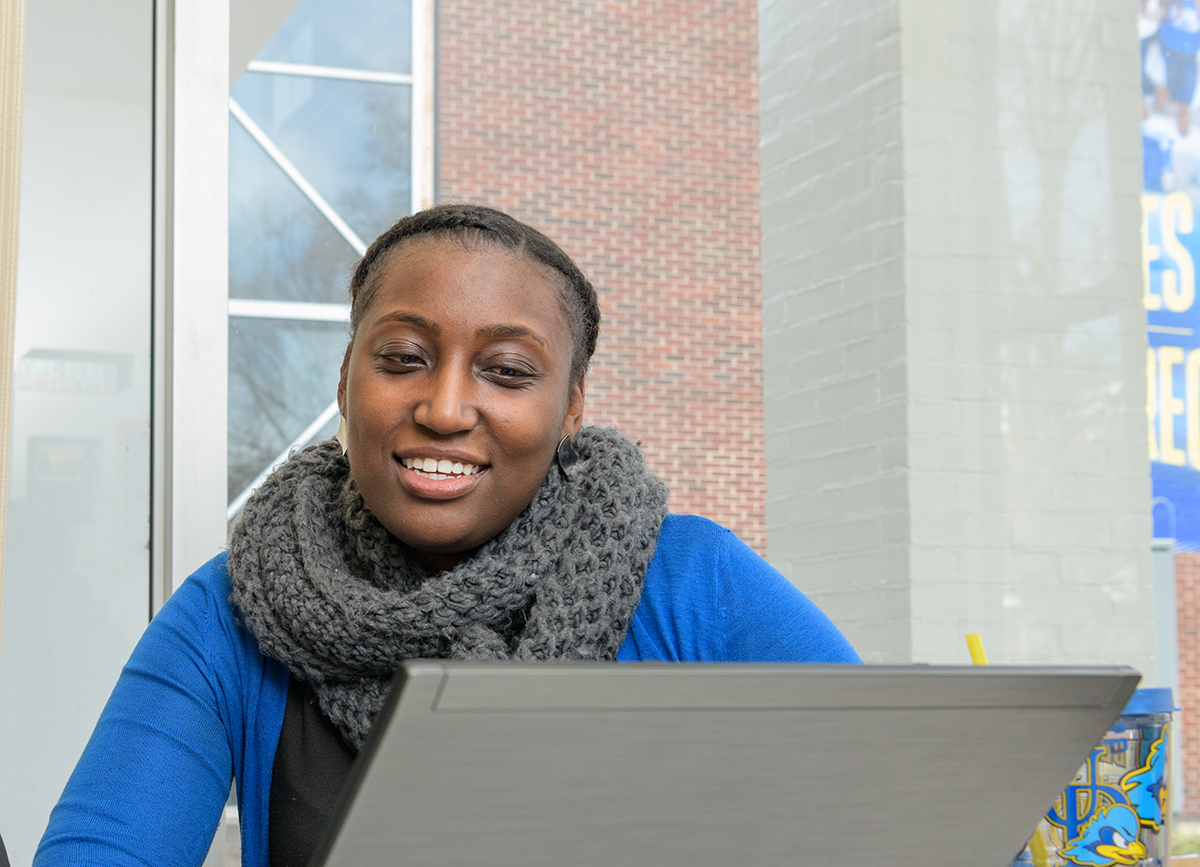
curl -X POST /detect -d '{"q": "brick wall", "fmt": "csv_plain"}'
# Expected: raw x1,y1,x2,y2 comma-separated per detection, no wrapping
1180,552,1200,816
437,0,766,552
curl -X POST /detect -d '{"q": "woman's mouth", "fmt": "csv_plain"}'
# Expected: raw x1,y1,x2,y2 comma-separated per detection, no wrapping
400,457,483,481
396,455,487,501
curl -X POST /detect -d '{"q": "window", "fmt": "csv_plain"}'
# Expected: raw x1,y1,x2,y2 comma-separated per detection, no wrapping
227,0,433,519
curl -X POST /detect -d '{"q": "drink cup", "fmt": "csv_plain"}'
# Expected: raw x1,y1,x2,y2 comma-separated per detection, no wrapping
1012,687,1174,867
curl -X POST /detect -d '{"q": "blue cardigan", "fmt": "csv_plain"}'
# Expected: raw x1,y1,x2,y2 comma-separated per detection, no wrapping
35,514,859,867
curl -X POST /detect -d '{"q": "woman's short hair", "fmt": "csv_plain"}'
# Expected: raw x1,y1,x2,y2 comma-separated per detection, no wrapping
348,203,601,383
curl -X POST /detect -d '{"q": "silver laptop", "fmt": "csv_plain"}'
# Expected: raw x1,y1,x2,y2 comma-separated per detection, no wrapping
311,662,1140,867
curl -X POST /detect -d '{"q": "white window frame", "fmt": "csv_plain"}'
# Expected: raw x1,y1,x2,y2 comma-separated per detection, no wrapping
153,0,230,605
153,0,435,604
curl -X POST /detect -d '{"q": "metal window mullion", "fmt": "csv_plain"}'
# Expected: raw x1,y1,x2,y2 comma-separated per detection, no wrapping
228,299,350,322
246,60,413,85
226,399,340,521
158,0,230,598
412,0,435,211
225,1,435,525
229,98,367,256
151,0,168,612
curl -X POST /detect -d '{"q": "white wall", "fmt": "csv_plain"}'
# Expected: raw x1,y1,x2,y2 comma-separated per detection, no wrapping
762,0,1154,672
902,1,1151,669
760,0,911,661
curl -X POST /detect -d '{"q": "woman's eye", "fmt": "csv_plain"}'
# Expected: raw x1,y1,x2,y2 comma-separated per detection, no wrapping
487,364,535,384
379,353,423,370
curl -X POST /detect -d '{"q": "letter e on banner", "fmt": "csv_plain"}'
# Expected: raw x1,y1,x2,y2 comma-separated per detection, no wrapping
1161,345,1186,466
1162,193,1195,313
1189,349,1200,469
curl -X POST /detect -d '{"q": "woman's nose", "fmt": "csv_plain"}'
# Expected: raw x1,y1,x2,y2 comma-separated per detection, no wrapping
413,364,478,434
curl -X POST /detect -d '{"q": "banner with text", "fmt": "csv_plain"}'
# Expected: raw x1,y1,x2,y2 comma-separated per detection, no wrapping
1143,0,1200,544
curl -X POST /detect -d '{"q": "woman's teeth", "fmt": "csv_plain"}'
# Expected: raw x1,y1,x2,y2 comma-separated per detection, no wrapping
402,457,481,480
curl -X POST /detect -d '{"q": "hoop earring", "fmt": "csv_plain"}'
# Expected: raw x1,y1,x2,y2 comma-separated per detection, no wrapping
556,434,579,477
335,413,350,456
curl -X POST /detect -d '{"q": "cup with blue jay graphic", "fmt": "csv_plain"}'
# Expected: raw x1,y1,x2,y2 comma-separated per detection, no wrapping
1013,688,1174,867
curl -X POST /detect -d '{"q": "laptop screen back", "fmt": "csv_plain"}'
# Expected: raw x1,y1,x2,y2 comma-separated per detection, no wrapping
312,662,1140,867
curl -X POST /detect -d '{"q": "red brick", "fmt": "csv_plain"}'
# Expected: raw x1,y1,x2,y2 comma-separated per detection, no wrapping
1179,552,1200,816
438,0,766,551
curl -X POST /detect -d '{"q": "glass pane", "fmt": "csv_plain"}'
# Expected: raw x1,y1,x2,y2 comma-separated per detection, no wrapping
233,72,412,245
257,0,412,73
229,120,360,304
228,318,348,503
230,0,415,510
0,0,152,862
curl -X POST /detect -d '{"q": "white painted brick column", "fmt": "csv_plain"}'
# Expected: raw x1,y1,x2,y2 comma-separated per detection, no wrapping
761,0,1154,671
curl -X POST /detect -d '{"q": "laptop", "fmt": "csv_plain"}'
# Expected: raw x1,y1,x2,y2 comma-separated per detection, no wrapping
311,661,1140,867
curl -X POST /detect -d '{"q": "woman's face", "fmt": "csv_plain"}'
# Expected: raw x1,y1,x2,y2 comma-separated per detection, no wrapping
338,237,584,573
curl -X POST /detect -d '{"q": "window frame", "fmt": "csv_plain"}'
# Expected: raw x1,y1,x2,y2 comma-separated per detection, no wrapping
152,0,435,605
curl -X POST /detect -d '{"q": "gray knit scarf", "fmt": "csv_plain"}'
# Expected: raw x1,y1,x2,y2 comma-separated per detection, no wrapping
228,425,668,749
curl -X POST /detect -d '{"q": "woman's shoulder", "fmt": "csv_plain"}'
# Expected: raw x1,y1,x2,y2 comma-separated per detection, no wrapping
623,514,756,661
147,551,286,696
647,513,775,589
157,551,239,639
648,512,727,563
36,553,289,867
622,514,860,664
641,513,782,614
180,549,233,597
134,552,291,860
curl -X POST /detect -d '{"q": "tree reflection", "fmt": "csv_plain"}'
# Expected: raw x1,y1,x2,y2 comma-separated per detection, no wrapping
228,318,347,502
227,37,414,506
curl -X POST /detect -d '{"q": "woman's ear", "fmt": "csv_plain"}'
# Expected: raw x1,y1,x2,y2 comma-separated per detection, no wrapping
337,344,352,413
336,346,352,455
563,376,585,439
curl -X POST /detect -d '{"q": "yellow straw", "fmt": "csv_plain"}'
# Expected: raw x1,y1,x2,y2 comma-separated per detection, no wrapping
1029,830,1049,867
968,632,1047,865
960,629,1046,859
966,632,989,666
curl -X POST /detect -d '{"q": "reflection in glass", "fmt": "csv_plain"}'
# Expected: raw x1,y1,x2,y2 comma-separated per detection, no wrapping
229,122,360,303
228,318,348,501
233,73,412,245
1,0,153,859
256,0,412,74
229,0,417,513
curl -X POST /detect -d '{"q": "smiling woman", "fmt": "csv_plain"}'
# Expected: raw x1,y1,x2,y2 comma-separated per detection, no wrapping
34,205,860,867
338,234,584,571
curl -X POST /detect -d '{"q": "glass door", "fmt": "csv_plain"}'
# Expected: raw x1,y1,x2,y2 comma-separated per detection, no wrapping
0,1,154,861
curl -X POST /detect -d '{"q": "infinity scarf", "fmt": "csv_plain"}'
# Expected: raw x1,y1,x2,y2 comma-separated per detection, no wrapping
228,426,669,748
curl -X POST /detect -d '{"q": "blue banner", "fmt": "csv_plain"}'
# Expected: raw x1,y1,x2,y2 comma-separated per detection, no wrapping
1144,189,1200,543
1143,1,1200,546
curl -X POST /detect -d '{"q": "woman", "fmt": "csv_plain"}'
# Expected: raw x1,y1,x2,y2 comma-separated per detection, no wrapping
35,205,858,867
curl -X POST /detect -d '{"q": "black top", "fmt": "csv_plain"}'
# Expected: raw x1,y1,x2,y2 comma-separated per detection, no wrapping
269,676,358,867
0,830,9,867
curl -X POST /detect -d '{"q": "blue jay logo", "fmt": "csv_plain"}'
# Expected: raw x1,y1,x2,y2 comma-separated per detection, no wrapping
1060,804,1147,866
1048,749,1129,842
1047,742,1163,867
1121,730,1167,831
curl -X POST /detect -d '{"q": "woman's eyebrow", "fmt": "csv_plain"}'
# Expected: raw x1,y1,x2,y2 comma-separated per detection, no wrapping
371,311,439,332
476,323,547,349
